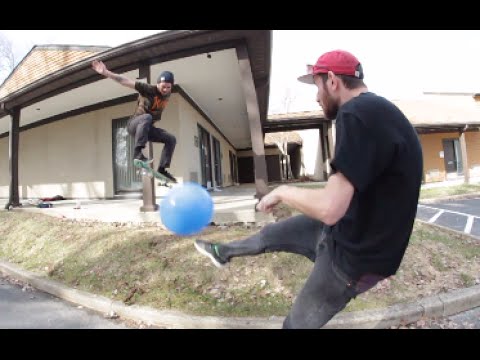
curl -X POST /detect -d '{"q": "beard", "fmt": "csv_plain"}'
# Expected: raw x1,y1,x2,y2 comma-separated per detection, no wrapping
321,87,339,120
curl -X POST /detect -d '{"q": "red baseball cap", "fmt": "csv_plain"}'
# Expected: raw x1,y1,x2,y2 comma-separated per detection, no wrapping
297,50,364,84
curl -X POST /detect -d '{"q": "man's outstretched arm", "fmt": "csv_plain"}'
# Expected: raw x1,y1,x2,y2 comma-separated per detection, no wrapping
256,172,355,226
91,60,136,89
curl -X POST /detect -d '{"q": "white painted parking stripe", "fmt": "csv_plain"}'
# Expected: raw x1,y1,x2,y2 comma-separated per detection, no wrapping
419,204,480,220
428,210,444,223
464,216,474,234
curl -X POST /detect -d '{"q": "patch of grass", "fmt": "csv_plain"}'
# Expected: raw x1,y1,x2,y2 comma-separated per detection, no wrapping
420,184,480,200
0,210,479,318
345,296,390,312
460,273,475,287
346,275,419,312
430,254,448,272
414,222,480,260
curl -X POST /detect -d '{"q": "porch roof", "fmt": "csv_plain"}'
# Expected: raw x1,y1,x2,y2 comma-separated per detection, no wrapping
0,30,272,149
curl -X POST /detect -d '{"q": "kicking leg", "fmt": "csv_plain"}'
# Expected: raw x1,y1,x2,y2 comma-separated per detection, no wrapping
194,215,328,267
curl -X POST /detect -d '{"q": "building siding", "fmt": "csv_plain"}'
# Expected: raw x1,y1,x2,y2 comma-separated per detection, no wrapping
0,90,239,200
177,95,236,187
0,136,8,196
420,131,480,183
466,131,480,177
0,101,134,199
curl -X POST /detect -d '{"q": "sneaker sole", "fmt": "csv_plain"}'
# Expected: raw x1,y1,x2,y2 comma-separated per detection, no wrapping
158,172,177,183
194,242,226,269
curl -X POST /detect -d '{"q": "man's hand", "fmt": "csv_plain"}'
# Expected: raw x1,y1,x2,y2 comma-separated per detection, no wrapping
91,60,107,75
256,186,287,213
90,60,136,89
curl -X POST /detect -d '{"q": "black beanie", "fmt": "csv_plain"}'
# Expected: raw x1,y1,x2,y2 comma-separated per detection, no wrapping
157,71,174,84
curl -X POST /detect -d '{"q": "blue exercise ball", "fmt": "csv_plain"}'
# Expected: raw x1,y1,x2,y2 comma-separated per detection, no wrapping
160,182,214,236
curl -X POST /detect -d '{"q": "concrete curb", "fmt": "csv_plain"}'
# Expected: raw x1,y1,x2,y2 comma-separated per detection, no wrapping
420,192,480,205
2,260,479,329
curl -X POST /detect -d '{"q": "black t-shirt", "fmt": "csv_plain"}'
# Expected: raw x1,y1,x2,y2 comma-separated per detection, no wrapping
329,92,423,280
133,81,170,121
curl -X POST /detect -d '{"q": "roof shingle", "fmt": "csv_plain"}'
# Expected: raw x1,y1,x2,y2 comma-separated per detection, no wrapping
0,45,110,99
264,131,302,146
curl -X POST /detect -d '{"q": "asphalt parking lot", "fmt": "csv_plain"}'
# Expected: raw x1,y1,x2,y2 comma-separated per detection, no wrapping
417,197,480,239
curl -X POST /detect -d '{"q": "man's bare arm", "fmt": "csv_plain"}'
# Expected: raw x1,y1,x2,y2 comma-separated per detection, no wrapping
256,172,355,226
91,60,136,89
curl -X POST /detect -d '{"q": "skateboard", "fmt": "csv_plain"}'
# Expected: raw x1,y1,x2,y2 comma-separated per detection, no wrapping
133,159,174,188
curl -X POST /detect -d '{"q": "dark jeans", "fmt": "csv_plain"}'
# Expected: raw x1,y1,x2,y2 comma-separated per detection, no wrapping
218,215,380,329
127,114,177,169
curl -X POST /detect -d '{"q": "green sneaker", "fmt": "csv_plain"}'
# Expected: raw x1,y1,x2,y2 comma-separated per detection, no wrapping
194,240,228,268
133,153,153,166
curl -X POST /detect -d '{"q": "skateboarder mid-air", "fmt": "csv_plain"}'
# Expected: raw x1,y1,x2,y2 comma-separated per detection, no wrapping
92,59,177,183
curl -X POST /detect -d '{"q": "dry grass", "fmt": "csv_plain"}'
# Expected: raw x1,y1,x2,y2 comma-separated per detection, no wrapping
419,184,480,200
0,211,479,317
346,222,480,311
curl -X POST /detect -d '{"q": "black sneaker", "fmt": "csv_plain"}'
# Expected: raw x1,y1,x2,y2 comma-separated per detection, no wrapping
194,240,228,268
158,168,177,183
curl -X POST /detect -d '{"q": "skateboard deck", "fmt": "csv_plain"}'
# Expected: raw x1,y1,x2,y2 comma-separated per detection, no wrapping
133,159,173,187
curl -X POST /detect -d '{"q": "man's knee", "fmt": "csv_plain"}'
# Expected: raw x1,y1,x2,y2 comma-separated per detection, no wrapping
132,114,152,121
162,134,176,148
142,114,153,125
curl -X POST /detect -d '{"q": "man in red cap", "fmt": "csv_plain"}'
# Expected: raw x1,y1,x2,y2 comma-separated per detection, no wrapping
92,60,177,183
194,50,423,328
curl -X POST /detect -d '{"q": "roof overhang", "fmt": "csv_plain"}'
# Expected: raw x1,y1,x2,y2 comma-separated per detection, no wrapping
0,30,272,149
265,110,328,132
416,123,480,134
264,118,328,132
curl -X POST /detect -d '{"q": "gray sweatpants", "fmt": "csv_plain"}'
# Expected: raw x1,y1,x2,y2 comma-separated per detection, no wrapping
217,215,372,329
127,114,176,169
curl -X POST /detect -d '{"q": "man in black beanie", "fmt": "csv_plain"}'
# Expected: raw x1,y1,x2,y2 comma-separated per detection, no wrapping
92,60,177,183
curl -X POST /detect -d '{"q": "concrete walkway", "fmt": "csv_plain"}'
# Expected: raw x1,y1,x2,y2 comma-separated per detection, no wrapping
0,184,274,226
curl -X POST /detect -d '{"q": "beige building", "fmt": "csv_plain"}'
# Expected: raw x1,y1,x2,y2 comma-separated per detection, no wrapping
265,93,480,184
263,110,334,182
397,93,480,183
0,31,273,210
3,33,478,211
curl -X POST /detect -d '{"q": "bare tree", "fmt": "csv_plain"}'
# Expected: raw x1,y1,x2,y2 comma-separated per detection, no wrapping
275,88,297,180
281,87,297,114
0,34,15,84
